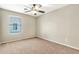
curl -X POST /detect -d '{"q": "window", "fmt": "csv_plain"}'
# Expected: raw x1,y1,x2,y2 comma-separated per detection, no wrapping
9,16,21,33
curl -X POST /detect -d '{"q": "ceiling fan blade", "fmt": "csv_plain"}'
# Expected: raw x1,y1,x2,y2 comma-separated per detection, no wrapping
24,8,29,10
38,10,45,13
25,10,32,13
24,5,32,10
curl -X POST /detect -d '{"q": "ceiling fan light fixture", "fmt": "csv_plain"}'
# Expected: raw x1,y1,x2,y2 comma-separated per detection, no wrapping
31,10,37,15
34,13,37,15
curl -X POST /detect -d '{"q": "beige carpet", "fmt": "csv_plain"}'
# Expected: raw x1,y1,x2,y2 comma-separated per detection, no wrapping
0,38,79,54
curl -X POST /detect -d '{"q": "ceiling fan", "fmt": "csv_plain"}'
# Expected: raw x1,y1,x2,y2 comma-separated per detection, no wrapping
24,4,45,15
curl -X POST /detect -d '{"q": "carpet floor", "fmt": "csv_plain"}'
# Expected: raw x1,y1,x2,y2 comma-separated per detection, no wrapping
0,38,79,54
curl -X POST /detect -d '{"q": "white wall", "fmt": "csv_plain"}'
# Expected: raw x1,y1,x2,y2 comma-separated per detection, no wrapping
0,8,36,43
0,9,2,42
37,5,79,49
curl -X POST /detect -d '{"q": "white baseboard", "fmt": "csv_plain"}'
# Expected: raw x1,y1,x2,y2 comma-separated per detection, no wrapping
0,37,36,44
37,36,79,50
